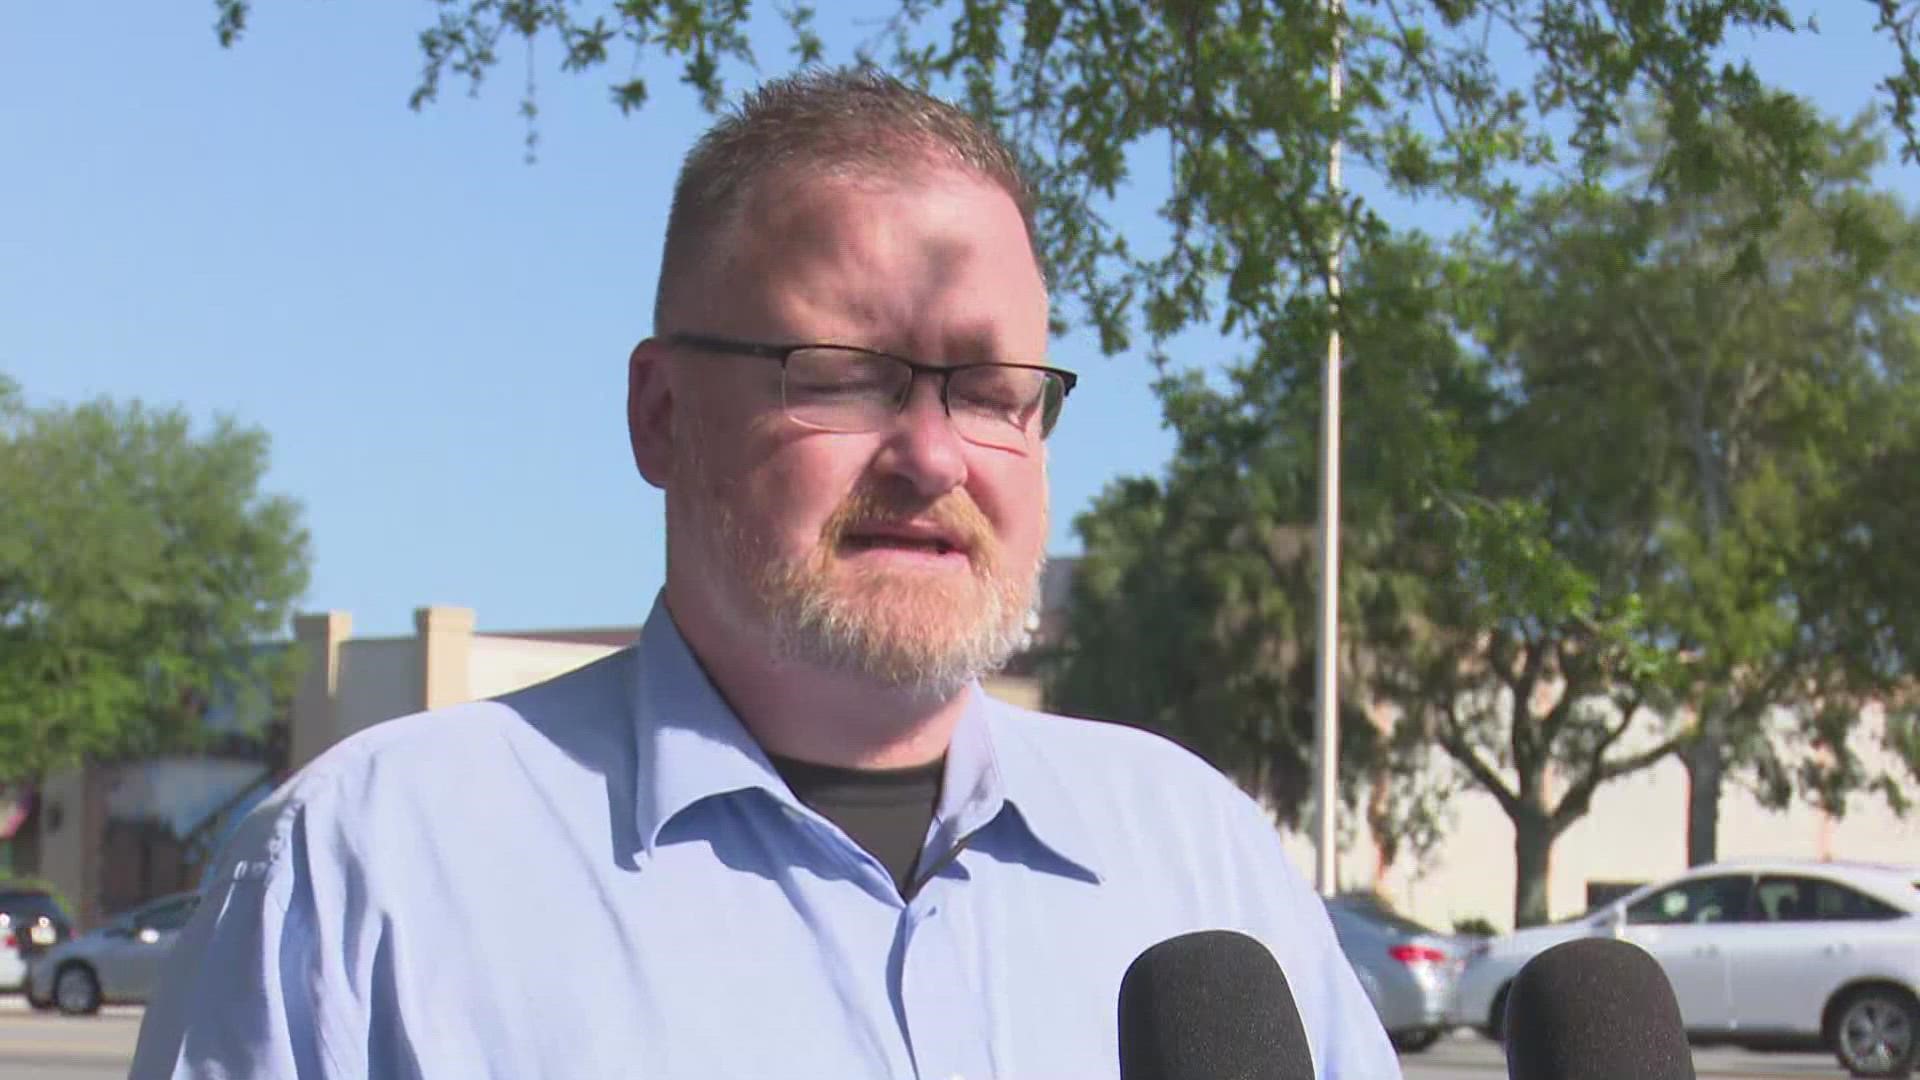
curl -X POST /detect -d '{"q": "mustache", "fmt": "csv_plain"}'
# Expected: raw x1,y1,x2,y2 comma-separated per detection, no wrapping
821,487,996,562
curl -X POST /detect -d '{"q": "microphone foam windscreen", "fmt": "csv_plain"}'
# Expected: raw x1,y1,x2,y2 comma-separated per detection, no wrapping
1117,929,1314,1080
1503,936,1697,1080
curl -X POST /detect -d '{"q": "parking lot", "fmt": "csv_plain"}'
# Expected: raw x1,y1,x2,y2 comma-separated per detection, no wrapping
0,997,1858,1079
0,999,141,1080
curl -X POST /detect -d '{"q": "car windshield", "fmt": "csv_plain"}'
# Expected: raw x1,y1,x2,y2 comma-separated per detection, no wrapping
0,892,66,925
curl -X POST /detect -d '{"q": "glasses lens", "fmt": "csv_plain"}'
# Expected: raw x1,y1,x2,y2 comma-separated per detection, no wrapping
947,366,1064,450
782,348,911,432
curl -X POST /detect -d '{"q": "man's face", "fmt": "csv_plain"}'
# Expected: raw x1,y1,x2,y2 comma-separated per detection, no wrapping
657,167,1053,697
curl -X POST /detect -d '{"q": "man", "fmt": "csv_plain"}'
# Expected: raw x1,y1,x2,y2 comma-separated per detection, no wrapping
132,67,1400,1078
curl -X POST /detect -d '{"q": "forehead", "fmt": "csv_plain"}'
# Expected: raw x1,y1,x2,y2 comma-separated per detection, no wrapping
719,168,1050,360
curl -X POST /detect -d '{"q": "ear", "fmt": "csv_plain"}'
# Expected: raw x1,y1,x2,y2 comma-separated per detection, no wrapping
627,338,675,489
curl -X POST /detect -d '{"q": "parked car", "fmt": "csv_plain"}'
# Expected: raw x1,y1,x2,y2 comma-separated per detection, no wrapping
1447,859,1920,1078
26,891,200,1015
0,927,23,994
0,886,73,992
1326,893,1468,1053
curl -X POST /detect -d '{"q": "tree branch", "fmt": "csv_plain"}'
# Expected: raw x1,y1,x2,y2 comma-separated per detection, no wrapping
1380,0,1463,144
1550,710,1685,833
1437,699,1523,819
1599,730,1688,783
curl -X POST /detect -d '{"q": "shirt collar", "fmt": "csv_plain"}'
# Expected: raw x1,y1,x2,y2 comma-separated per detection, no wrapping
631,596,794,855
629,594,1102,882
940,689,1103,883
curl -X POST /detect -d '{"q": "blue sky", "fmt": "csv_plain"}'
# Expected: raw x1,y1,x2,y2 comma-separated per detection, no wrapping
2,3,1911,637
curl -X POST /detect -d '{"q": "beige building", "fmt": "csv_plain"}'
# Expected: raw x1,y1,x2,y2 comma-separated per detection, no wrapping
288,606,639,772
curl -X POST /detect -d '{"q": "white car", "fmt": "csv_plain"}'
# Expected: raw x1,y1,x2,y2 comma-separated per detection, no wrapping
0,928,24,993
1448,859,1920,1078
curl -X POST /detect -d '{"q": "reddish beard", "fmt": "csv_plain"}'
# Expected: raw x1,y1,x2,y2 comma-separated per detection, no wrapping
745,484,1037,694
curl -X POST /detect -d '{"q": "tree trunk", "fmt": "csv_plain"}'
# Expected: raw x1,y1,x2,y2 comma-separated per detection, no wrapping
1682,728,1726,867
1514,810,1555,928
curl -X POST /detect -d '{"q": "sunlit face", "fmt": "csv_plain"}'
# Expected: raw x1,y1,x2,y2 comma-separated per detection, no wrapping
660,166,1053,698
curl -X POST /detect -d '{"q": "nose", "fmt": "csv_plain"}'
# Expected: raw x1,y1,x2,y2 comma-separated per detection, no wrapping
872,375,968,498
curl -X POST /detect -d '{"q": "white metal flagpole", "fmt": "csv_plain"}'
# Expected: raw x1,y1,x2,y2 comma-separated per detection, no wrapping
1312,0,1345,898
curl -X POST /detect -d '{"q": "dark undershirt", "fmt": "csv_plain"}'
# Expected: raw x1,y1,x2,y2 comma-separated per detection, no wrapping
767,752,945,898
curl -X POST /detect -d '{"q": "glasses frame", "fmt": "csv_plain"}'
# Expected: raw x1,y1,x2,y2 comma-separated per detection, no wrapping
665,332,1078,444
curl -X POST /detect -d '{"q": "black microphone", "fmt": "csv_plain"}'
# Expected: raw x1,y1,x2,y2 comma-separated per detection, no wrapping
1503,936,1696,1080
1117,929,1315,1080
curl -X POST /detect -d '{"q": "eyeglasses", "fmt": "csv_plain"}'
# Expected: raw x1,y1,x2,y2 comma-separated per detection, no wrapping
667,333,1077,451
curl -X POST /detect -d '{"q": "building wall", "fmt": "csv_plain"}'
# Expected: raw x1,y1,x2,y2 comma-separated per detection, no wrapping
33,769,92,924
468,635,625,701
32,758,272,928
98,820,193,919
332,638,420,748
287,607,624,771
1284,710,1919,934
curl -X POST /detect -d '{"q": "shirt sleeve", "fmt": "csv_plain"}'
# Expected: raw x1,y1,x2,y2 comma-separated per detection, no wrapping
1223,791,1404,1080
128,786,367,1080
1296,892,1405,1080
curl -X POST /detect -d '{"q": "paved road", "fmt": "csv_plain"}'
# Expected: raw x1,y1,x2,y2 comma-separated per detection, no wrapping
0,998,1856,1079
0,1000,142,1080
1401,1031,1850,1078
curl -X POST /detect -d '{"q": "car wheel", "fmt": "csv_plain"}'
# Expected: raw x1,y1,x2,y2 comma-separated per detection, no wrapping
1833,987,1918,1078
53,964,100,1016
1391,1028,1443,1053
1483,982,1512,1043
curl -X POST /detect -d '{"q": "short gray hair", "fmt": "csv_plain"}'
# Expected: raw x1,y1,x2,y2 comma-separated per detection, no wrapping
653,66,1040,330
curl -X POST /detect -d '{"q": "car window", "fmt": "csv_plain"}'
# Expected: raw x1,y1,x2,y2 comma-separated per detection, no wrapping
137,896,200,932
1755,875,1904,922
1754,877,1808,922
1626,875,1753,925
1817,881,1902,920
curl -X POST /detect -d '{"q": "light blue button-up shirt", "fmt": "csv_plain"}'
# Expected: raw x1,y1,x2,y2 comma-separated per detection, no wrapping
132,599,1400,1078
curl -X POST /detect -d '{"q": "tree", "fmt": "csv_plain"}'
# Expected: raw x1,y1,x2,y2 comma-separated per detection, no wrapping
1474,109,1920,866
1351,252,1690,930
0,381,312,786
1051,107,1920,926
208,3,1920,342
1785,404,1920,813
1041,423,1388,835
1047,234,1516,893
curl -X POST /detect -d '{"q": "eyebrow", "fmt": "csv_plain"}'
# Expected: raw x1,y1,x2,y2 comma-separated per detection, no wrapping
941,326,1007,364
854,325,1010,366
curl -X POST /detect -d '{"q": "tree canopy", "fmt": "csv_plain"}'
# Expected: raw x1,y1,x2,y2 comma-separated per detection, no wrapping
0,379,311,785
